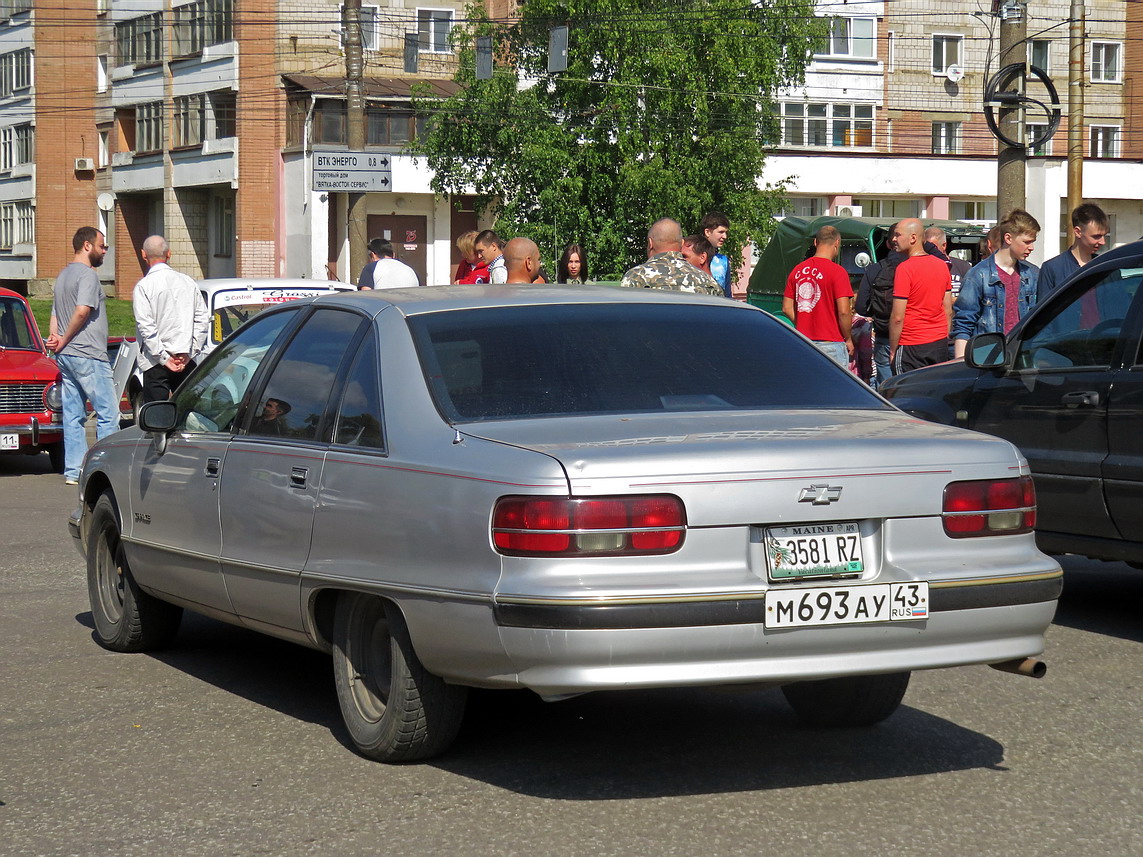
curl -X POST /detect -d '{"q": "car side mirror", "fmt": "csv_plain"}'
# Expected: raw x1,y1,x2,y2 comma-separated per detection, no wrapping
965,332,1006,370
138,400,177,434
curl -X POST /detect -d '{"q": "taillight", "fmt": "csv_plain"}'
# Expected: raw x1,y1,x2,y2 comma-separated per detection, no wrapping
943,476,1036,538
493,495,686,557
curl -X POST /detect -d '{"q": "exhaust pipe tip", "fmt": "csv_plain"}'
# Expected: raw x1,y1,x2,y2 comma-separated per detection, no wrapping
990,657,1047,679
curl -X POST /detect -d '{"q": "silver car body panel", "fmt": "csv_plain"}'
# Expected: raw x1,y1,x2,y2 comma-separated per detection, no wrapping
73,286,1061,698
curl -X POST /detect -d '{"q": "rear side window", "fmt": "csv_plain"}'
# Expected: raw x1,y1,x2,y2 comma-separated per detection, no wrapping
409,303,883,422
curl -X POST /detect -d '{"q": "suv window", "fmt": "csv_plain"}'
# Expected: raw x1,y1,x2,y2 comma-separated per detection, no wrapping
410,303,884,422
248,309,365,441
1015,266,1142,370
176,308,297,434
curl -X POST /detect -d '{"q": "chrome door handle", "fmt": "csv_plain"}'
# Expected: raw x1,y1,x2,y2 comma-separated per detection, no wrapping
290,466,308,489
1061,391,1099,408
205,457,221,477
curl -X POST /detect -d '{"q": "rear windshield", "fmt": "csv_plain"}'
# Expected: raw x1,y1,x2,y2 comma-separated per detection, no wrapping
409,303,884,422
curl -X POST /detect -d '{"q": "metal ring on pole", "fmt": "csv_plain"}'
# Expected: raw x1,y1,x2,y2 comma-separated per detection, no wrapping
983,63,1062,149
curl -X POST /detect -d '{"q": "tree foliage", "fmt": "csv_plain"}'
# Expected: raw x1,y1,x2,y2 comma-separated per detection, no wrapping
413,0,825,280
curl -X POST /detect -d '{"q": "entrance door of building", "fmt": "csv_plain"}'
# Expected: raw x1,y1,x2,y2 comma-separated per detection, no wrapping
367,214,428,286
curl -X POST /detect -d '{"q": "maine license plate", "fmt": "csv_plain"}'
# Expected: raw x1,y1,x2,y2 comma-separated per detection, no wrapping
765,522,863,580
0,433,18,450
766,582,929,628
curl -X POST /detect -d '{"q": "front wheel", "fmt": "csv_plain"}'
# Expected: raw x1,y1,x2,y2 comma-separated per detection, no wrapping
87,493,182,652
782,672,910,727
332,593,467,762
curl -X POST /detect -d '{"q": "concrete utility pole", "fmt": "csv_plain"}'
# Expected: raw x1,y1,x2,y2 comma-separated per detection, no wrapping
996,0,1028,216
344,0,368,281
1067,0,1085,216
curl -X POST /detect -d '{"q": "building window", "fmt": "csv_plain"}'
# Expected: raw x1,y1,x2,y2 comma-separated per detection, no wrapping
932,121,960,154
116,13,164,67
820,17,875,59
1090,125,1120,158
1025,122,1052,156
136,101,164,153
932,35,962,75
97,55,108,93
857,198,921,219
287,96,307,147
950,200,997,223
210,90,237,138
417,9,453,53
777,102,873,148
1,2,33,16
777,197,826,218
98,130,110,167
1,124,33,170
174,0,233,56
0,200,33,249
173,93,205,148
340,4,380,52
0,49,33,97
313,100,347,144
213,195,234,258
1028,39,1050,73
1091,42,1121,83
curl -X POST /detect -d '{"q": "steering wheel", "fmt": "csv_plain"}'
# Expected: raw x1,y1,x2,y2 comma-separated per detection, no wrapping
1083,318,1123,365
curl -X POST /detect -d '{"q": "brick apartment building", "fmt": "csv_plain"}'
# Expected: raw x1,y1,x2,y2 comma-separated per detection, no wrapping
0,0,474,298
764,0,1143,263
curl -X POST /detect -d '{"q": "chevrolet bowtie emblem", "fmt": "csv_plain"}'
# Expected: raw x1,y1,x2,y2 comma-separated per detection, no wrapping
798,484,842,505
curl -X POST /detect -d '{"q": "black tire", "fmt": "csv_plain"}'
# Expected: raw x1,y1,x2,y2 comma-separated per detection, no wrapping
87,493,182,652
332,593,467,762
782,672,910,727
130,388,144,425
47,443,64,473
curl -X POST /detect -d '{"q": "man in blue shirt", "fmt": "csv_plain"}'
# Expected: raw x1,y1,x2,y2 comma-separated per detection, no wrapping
1036,203,1109,302
701,212,731,298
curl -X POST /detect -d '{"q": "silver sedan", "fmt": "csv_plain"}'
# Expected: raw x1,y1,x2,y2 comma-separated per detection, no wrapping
70,286,1061,761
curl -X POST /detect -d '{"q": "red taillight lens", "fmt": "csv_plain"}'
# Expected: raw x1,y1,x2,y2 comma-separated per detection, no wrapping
492,495,686,557
943,476,1036,538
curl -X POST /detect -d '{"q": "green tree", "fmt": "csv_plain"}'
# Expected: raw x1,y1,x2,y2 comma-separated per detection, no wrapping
413,0,824,281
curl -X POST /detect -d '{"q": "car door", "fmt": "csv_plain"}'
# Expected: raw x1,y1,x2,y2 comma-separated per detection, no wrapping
1103,287,1143,541
969,263,1141,538
128,308,299,615
218,307,368,634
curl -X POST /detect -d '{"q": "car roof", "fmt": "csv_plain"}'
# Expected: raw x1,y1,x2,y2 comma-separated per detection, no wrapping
197,278,353,296
308,284,753,316
0,286,29,302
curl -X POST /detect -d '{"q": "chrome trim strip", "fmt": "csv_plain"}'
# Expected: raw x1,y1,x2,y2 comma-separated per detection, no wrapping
492,525,683,536
302,570,492,604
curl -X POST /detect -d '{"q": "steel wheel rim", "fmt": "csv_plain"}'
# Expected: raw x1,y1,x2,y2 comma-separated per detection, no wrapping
346,599,392,724
94,525,125,625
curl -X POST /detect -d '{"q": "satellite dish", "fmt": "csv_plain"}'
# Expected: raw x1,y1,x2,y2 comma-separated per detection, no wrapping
97,192,115,212
946,65,965,83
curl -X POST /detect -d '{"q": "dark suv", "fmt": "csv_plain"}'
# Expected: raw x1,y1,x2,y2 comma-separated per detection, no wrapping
881,240,1143,567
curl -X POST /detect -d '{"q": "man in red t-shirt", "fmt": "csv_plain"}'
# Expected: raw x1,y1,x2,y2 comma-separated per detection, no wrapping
888,218,952,374
782,225,854,367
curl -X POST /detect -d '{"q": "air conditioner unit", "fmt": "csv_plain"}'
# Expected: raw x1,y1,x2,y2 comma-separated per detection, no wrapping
833,204,862,217
74,158,96,172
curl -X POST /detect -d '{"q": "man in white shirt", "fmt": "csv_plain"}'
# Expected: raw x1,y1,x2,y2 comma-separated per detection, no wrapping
132,234,210,403
474,230,508,284
371,239,421,289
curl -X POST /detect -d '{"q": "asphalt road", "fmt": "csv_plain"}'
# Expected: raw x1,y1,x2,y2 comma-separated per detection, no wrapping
1,454,1141,857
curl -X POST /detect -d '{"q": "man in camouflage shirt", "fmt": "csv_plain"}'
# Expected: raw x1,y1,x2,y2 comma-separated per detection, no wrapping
621,218,723,296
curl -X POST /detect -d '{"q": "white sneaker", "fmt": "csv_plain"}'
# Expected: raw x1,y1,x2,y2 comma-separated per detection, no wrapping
64,477,78,486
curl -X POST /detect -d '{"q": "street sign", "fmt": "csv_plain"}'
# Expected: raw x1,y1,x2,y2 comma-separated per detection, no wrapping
312,151,392,192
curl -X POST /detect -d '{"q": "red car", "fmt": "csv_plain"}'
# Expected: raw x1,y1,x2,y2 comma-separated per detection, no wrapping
0,287,63,471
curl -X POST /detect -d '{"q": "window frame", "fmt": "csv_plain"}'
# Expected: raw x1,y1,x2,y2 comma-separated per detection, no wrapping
931,34,963,75
417,8,454,54
818,16,876,60
1090,41,1122,84
776,101,874,149
931,120,961,155
136,101,165,154
115,13,164,67
1089,124,1120,158
1028,39,1050,73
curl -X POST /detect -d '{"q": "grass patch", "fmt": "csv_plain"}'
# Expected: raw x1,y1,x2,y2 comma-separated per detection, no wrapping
30,298,136,339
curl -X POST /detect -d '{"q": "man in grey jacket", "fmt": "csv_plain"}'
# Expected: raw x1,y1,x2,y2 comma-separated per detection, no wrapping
133,234,210,403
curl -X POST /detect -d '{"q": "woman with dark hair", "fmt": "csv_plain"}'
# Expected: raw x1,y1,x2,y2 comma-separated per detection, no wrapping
557,243,587,284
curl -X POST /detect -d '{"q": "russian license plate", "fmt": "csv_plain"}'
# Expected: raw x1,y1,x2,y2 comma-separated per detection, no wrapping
0,433,18,450
766,582,930,628
765,522,864,580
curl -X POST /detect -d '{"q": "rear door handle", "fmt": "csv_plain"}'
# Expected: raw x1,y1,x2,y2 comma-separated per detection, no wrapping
1061,391,1100,408
290,466,309,489
205,457,221,477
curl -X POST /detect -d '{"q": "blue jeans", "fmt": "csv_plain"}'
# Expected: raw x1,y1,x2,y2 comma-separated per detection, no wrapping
814,340,849,368
57,354,118,480
872,336,892,389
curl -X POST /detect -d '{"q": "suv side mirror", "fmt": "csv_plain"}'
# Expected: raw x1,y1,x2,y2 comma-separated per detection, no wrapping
965,332,1006,369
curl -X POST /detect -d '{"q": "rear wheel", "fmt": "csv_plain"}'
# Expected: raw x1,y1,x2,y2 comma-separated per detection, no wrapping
782,672,910,727
332,593,467,762
87,493,182,652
